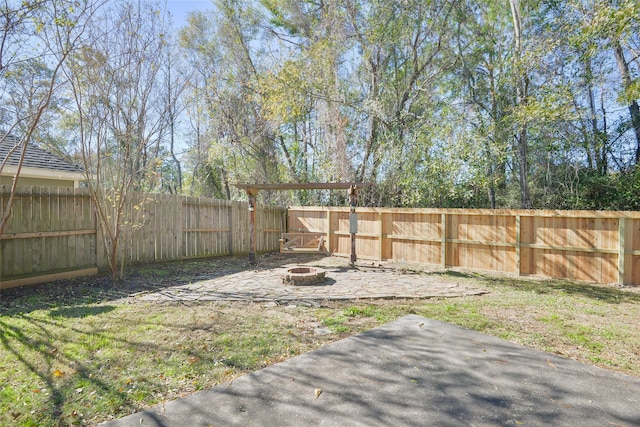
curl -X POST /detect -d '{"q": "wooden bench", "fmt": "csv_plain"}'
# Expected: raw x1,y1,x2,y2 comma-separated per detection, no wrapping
280,232,327,253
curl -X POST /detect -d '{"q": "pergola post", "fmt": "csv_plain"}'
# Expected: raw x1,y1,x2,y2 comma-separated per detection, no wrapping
246,188,258,264
349,184,358,267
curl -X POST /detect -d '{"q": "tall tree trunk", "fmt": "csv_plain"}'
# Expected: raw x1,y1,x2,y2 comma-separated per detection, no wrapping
509,0,532,208
324,0,350,182
278,135,300,181
490,69,507,208
585,57,602,173
166,59,183,192
356,51,383,183
488,185,497,209
169,117,182,192
613,43,640,165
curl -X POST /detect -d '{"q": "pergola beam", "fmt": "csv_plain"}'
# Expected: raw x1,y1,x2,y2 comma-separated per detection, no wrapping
234,182,370,191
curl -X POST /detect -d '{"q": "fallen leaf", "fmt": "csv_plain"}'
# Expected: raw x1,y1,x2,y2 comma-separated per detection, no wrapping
75,387,83,394
314,388,322,399
53,369,65,378
187,356,201,364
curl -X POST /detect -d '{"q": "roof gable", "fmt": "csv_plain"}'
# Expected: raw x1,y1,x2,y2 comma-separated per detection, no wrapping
0,134,84,174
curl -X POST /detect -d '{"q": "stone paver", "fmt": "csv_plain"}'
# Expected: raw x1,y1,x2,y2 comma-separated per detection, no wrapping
140,257,485,303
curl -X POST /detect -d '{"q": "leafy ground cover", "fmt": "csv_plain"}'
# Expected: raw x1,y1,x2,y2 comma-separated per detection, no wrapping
1,254,639,426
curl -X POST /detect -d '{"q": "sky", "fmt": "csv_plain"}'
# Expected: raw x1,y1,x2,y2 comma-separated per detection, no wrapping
165,0,214,27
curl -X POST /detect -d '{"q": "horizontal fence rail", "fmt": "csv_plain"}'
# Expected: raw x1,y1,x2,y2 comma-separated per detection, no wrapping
1,186,287,288
4,192,639,288
288,207,640,286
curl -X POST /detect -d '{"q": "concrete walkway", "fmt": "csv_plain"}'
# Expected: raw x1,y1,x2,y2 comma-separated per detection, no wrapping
102,315,640,426
139,257,485,303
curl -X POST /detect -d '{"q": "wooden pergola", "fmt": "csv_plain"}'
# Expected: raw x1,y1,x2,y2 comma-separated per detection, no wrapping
233,183,371,265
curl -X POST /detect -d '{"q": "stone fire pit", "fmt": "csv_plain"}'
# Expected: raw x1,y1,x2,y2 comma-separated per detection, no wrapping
282,267,326,286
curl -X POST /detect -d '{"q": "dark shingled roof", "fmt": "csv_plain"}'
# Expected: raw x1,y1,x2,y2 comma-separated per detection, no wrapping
0,133,83,173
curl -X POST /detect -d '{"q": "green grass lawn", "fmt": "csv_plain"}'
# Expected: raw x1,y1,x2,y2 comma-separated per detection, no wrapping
1,258,639,426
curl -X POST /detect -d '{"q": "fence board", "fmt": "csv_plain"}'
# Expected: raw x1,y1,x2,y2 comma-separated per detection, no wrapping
289,206,640,286
1,188,286,287
624,219,639,284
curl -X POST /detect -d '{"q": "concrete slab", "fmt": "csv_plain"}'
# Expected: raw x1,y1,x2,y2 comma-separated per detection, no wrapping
102,315,640,426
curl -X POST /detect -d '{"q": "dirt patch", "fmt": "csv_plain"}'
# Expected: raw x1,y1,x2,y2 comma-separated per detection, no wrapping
0,253,325,311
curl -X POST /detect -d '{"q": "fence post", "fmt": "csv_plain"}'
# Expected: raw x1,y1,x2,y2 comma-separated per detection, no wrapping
247,190,257,263
325,209,331,254
177,196,184,258
379,211,384,261
515,214,521,276
228,200,240,255
618,217,625,285
441,213,446,268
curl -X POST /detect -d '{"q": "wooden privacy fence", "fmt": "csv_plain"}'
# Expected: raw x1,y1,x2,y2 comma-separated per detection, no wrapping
0,187,287,288
0,187,97,288
288,206,640,286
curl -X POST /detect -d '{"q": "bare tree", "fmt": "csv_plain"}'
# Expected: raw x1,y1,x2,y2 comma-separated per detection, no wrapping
509,0,532,208
63,0,170,281
160,41,188,193
0,0,102,236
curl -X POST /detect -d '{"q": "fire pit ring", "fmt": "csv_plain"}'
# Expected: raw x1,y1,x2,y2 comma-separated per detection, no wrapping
282,267,326,286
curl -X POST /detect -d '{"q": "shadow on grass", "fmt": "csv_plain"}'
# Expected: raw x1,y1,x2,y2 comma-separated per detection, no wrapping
0,315,134,425
0,252,328,426
0,300,273,425
434,270,640,304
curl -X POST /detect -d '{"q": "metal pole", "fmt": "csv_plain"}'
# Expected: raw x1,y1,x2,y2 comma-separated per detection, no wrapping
349,185,358,267
247,189,257,264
